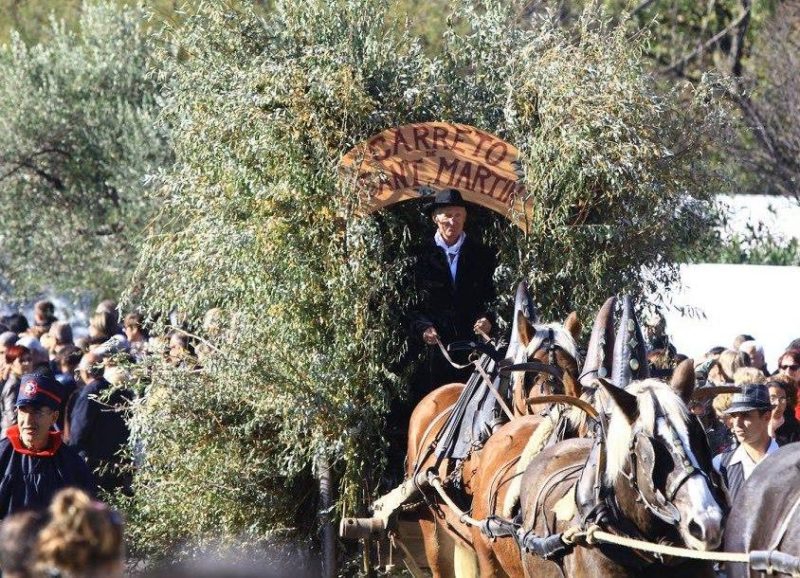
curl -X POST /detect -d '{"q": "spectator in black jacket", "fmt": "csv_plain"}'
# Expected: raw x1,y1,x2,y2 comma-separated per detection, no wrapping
0,372,95,518
68,352,131,495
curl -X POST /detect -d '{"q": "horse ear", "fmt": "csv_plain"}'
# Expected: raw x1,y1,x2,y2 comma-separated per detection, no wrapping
670,358,696,404
598,378,639,424
517,310,534,348
564,311,581,343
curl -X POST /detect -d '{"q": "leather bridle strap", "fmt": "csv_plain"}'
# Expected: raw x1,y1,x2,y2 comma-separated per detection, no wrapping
475,363,514,420
435,337,474,369
547,327,557,367
651,393,711,502
500,362,564,381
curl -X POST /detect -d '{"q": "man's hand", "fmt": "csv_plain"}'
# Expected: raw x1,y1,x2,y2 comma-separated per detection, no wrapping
473,317,492,336
422,326,439,345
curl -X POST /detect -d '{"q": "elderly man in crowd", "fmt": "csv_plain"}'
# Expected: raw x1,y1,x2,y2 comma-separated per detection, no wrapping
738,339,768,376
0,372,95,518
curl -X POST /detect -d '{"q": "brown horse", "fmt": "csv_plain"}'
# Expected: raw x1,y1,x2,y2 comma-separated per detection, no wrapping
466,297,618,578
405,311,582,577
725,442,800,578
518,362,727,578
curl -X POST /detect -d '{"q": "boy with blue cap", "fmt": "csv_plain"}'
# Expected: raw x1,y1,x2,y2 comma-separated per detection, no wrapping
0,372,95,518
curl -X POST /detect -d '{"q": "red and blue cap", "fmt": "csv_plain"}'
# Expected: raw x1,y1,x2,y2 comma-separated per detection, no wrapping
16,372,62,411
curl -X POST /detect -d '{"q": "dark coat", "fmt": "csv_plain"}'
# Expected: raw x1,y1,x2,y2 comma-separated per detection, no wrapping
54,373,77,432
409,234,496,344
774,414,800,447
716,452,745,502
408,234,496,397
0,426,95,519
67,378,131,494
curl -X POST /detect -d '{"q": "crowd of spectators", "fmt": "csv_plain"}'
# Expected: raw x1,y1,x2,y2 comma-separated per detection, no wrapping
645,323,800,501
0,300,308,576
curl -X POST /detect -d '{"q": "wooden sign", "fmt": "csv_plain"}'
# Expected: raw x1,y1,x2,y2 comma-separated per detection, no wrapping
341,123,531,230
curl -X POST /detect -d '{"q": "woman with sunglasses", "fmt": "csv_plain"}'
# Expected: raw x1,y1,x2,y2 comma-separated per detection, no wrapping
767,375,800,446
777,349,800,420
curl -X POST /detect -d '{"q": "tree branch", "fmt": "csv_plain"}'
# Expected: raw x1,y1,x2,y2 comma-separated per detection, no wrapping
75,223,125,236
631,0,660,17
728,0,751,77
660,5,751,76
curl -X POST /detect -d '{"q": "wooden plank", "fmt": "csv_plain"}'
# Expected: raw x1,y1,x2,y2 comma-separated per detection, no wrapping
396,518,429,572
371,478,421,523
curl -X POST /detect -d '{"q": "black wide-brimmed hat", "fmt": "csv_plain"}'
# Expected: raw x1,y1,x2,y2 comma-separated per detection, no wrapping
723,383,773,415
423,188,468,215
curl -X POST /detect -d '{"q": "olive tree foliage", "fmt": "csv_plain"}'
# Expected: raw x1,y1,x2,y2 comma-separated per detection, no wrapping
121,0,727,558
586,0,797,198
0,2,169,298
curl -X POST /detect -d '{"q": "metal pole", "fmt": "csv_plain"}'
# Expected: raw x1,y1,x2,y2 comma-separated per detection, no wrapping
317,454,336,578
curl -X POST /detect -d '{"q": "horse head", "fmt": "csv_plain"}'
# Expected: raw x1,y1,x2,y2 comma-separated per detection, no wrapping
510,310,582,415
599,361,725,551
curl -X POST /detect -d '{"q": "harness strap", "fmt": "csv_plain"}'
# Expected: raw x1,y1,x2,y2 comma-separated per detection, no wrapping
547,328,557,367
525,394,599,419
501,362,564,380
475,363,514,420
487,455,522,515
530,464,584,534
435,337,474,369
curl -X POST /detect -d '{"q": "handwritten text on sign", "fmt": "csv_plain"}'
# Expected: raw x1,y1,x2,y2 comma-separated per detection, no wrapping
341,123,527,223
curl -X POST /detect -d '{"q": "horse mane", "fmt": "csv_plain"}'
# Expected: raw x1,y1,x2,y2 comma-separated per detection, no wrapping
604,379,691,484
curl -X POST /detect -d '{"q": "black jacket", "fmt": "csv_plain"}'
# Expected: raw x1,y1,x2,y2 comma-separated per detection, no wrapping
0,427,95,518
67,378,130,493
774,415,800,447
409,235,496,344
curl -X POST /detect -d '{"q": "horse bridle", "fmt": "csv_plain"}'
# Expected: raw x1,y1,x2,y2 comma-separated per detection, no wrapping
621,394,712,526
533,328,560,395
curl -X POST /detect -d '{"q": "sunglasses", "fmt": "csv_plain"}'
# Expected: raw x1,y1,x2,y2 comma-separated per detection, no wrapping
780,364,800,371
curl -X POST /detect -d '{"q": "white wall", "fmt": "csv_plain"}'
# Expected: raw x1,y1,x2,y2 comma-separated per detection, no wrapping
660,264,800,368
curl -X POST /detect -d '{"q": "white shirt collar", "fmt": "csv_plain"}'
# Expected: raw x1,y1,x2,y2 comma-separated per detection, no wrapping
434,231,466,254
729,438,779,479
